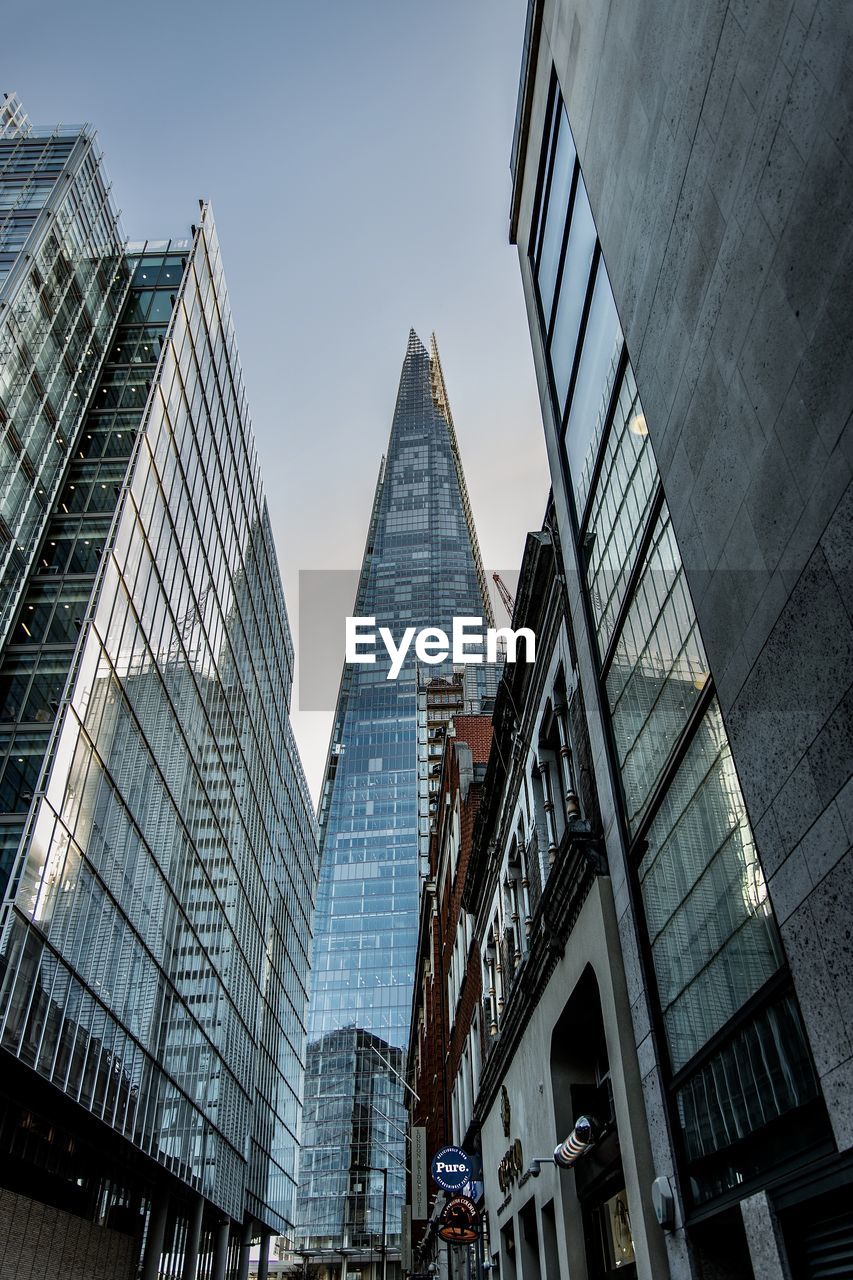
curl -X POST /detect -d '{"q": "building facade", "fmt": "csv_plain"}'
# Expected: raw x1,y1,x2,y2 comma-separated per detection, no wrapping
509,2,853,1275
297,331,493,1275
457,509,666,1280
417,671,472,879
0,97,318,1280
408,711,492,1276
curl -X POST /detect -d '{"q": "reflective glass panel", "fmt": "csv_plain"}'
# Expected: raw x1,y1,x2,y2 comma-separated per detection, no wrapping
564,260,623,512
538,104,576,326
550,174,597,415
585,365,658,654
639,698,784,1069
606,506,708,832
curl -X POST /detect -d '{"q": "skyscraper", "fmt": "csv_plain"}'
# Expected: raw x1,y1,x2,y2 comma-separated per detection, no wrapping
297,331,493,1268
0,95,318,1280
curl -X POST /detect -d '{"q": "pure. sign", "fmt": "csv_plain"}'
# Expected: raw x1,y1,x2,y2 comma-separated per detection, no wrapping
437,1162,467,1174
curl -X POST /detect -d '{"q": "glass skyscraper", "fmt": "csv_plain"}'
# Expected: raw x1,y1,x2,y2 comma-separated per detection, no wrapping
0,96,318,1280
297,331,492,1263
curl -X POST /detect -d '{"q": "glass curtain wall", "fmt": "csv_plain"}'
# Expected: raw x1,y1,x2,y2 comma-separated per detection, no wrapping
0,211,318,1234
528,75,823,1205
0,251,179,899
0,110,127,651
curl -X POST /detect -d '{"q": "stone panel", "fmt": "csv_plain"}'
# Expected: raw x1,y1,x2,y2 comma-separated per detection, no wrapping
725,548,853,816
741,1190,793,1280
0,1190,137,1280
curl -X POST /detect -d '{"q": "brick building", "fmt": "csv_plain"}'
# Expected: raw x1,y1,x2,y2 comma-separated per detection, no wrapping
408,713,492,1276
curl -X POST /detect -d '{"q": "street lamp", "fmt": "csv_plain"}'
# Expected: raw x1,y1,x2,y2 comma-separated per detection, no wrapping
352,1164,388,1280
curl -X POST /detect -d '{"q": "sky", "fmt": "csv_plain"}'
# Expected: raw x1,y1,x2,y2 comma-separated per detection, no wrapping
5,0,550,802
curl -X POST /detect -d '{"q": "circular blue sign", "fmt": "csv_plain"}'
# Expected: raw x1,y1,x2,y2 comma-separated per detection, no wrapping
431,1146,473,1191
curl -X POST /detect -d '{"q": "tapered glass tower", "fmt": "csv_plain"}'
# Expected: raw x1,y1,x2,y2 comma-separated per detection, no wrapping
297,331,492,1259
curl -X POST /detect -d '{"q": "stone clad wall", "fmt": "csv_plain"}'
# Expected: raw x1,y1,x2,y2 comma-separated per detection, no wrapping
540,0,853,1150
0,1188,138,1280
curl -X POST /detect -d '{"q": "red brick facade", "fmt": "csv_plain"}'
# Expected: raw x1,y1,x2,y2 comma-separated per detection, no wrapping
408,716,491,1259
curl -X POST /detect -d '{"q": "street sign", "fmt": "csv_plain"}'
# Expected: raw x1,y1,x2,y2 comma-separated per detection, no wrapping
438,1194,479,1245
431,1145,473,1192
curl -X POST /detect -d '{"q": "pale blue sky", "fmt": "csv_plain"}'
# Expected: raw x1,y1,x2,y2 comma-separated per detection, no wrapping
6,0,550,799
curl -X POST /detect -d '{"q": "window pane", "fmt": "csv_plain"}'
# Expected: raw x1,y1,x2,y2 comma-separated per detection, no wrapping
607,507,708,831
13,587,57,644
563,259,623,512
639,698,783,1069
585,365,658,653
23,654,70,722
123,290,153,323
38,530,75,575
45,584,90,642
131,258,163,285
147,292,173,324
676,991,818,1200
537,105,576,326
0,823,24,897
0,732,50,813
550,174,597,416
0,657,34,721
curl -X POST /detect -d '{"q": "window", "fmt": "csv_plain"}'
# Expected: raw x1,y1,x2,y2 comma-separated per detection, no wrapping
606,507,708,832
550,174,597,416
563,261,622,513
639,699,783,1069
584,364,657,654
535,100,576,326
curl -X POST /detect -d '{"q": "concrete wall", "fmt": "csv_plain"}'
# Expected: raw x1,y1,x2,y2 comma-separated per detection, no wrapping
533,0,853,1158
0,1187,138,1279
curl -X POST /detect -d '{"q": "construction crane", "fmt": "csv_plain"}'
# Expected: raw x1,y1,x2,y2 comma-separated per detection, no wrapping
493,572,515,619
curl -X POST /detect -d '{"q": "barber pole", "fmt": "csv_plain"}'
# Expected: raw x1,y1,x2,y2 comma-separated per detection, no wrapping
553,1116,598,1168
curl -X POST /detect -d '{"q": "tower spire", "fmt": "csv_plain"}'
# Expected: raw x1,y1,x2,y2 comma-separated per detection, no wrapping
407,327,426,356
298,326,496,1253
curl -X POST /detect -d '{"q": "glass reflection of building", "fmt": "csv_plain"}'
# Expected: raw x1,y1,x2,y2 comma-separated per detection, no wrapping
297,331,493,1264
0,96,318,1279
515,63,828,1228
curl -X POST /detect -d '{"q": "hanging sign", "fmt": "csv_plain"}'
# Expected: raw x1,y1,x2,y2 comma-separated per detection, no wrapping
412,1126,428,1219
438,1194,480,1245
431,1146,473,1191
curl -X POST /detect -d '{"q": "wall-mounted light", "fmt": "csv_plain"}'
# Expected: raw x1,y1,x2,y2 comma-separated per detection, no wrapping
652,1176,675,1231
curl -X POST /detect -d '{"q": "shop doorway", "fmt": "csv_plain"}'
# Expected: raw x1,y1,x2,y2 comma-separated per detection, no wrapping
550,967,636,1279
